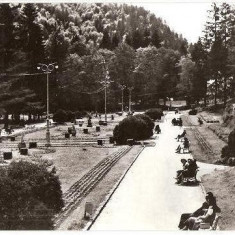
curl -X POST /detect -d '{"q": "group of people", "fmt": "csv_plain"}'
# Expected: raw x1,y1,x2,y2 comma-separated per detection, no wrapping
179,192,221,230
175,130,190,154
171,115,220,230
172,117,183,126
175,158,198,184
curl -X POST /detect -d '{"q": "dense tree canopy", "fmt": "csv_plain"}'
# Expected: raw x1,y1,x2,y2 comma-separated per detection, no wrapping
0,3,187,117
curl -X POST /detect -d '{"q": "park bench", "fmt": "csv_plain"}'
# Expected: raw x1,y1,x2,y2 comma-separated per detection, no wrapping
199,214,221,230
181,168,199,185
183,145,190,153
99,120,107,126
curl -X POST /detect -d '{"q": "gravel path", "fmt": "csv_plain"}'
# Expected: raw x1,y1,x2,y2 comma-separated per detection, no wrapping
90,111,226,230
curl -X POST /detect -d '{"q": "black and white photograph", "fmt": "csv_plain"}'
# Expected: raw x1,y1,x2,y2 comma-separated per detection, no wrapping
0,0,235,231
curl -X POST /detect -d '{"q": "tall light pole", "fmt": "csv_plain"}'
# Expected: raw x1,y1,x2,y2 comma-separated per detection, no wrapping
128,87,134,113
37,63,58,147
104,69,110,122
119,85,126,113
100,57,111,123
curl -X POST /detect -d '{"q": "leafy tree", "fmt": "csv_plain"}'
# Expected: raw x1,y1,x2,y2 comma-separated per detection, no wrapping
176,56,195,104
100,29,112,49
20,3,45,71
191,37,208,105
46,24,69,67
0,4,17,70
113,41,135,87
151,29,161,48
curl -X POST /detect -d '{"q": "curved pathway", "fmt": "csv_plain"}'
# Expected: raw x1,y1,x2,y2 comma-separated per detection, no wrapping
90,112,226,230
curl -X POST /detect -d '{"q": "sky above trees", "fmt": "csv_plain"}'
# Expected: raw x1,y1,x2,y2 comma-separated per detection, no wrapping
134,2,211,43
12,0,231,44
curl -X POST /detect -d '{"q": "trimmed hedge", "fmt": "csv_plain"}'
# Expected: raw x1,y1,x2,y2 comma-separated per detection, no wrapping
145,108,163,120
113,114,154,145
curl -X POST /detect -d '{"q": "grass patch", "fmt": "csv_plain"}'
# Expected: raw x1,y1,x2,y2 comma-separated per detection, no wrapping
182,114,226,164
202,167,235,230
41,146,120,192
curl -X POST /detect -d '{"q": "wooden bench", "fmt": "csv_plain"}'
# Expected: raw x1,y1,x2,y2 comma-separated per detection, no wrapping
181,169,199,185
199,214,221,230
183,146,190,153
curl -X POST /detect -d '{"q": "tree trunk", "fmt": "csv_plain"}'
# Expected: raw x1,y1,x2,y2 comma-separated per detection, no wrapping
214,76,217,106
204,95,207,107
223,77,227,107
4,113,9,130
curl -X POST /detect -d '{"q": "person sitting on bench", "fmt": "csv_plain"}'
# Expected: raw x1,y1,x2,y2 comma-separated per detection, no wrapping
178,118,183,127
172,118,177,126
182,193,221,230
183,137,190,151
176,158,189,179
178,192,219,229
176,130,186,141
175,143,182,153
175,159,197,184
155,125,161,134
175,137,189,153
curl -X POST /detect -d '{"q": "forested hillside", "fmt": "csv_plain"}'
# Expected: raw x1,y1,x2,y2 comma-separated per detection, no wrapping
0,3,187,119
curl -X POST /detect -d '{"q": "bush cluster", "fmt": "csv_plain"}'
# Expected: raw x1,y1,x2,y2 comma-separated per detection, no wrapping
0,160,63,230
113,114,154,145
53,109,88,123
221,128,235,165
189,109,197,115
145,108,163,120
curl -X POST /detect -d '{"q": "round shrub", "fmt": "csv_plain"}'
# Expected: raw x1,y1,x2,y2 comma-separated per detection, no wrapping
189,109,197,115
53,109,67,123
66,110,75,122
145,108,163,120
135,114,154,136
113,115,154,145
0,160,63,230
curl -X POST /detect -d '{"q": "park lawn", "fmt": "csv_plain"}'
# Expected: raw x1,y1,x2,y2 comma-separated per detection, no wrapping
182,113,226,164
202,167,235,230
41,146,121,192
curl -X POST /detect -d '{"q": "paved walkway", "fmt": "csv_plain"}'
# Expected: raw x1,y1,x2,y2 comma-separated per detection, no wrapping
91,112,225,230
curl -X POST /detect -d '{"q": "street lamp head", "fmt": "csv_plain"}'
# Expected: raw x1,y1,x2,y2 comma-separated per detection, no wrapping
37,66,41,70
55,65,59,69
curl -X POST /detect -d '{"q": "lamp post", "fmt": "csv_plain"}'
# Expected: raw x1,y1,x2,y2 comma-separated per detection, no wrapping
128,87,134,113
119,85,126,113
37,63,58,147
99,57,111,123
104,69,110,123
